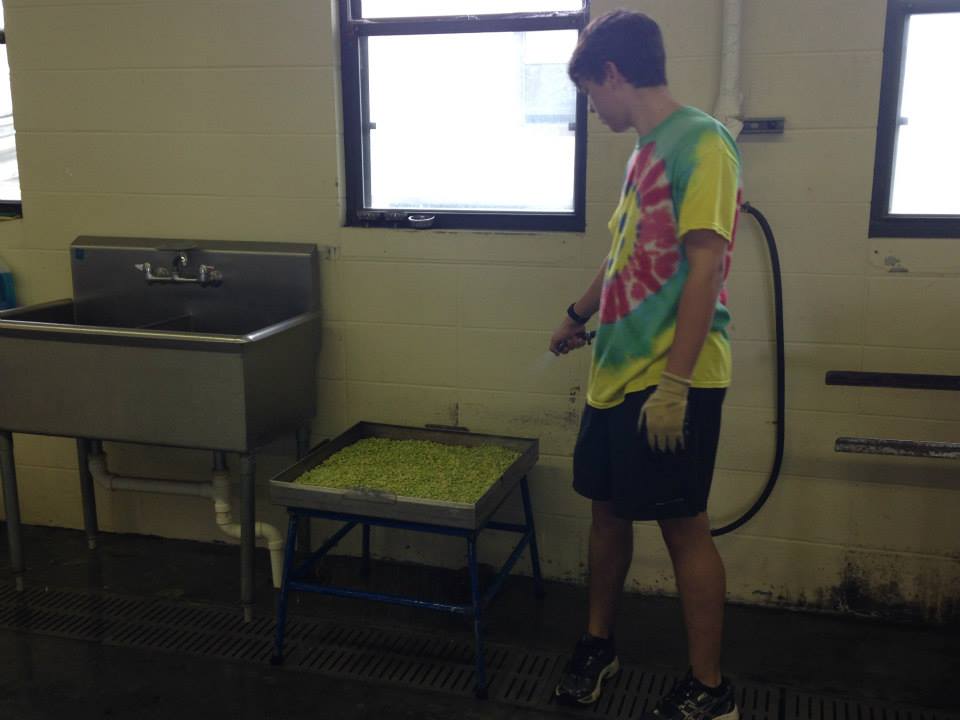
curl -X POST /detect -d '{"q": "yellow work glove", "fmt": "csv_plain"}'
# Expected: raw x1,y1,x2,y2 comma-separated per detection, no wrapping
638,372,692,453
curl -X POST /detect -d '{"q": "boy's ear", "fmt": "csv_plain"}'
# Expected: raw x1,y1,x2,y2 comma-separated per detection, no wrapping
603,60,624,86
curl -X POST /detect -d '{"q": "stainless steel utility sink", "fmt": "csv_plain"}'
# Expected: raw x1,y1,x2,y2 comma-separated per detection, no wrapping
0,237,322,616
0,237,321,452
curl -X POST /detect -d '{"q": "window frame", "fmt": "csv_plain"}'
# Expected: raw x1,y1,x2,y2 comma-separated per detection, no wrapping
0,27,21,217
870,0,960,238
338,0,590,232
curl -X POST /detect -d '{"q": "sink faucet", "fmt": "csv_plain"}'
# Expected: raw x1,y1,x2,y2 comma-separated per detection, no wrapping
134,251,223,287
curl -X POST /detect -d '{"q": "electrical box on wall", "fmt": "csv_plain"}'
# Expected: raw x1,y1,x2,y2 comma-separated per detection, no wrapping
741,117,786,135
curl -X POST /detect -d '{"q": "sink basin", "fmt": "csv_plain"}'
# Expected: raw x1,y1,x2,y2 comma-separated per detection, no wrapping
3,298,302,337
0,237,321,452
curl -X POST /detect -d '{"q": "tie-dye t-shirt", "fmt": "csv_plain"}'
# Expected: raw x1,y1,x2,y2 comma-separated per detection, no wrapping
587,106,741,410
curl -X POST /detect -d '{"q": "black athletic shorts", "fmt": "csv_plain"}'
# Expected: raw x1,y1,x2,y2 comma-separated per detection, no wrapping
572,386,726,521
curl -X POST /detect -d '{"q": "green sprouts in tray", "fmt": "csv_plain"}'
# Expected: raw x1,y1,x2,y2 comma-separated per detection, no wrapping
295,438,521,504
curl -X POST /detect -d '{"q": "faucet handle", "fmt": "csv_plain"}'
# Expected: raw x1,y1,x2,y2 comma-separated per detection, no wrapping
198,264,222,285
136,262,169,277
134,261,169,282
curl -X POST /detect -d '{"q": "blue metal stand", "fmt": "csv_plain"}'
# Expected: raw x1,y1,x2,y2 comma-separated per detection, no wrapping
271,475,542,698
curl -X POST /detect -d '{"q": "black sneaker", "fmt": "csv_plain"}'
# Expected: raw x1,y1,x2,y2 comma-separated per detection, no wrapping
554,633,620,705
645,670,739,720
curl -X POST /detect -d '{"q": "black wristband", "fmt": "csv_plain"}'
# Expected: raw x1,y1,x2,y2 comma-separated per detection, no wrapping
567,303,590,325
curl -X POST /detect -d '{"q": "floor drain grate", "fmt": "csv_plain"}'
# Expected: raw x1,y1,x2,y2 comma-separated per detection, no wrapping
0,585,953,720
785,691,957,720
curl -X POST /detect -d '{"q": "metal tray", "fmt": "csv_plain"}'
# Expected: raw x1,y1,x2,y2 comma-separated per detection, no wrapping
268,422,539,530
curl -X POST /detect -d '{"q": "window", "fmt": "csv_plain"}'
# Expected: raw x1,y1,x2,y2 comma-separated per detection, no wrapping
0,1,20,216
870,0,960,237
339,1,589,232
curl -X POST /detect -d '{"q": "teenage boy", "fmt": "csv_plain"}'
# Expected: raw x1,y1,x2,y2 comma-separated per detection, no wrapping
549,10,741,720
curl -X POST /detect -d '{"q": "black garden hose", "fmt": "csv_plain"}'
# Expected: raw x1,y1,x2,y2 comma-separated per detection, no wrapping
711,201,785,536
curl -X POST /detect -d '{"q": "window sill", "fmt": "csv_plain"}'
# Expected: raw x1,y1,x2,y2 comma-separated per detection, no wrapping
345,212,584,234
0,202,22,219
869,216,960,239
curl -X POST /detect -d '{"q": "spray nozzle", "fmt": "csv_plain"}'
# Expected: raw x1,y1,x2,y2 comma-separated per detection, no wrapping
557,330,596,354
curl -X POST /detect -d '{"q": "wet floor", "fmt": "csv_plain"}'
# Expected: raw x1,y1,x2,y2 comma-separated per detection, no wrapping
0,524,956,719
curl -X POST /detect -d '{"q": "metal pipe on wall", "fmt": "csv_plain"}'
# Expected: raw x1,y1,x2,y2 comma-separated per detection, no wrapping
713,0,744,138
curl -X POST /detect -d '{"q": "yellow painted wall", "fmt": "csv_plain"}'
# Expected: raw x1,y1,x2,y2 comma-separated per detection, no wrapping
1,0,958,621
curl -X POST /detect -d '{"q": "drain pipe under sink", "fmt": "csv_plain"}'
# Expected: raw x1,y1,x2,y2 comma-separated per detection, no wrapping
211,452,284,589
87,446,285,588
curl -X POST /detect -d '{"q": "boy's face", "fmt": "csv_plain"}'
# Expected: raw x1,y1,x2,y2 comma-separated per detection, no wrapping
580,73,631,133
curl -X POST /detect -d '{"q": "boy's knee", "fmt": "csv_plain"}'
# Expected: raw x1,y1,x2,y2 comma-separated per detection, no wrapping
591,501,632,534
658,513,711,546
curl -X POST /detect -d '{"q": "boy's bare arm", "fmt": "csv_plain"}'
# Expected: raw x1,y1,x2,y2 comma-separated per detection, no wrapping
549,262,605,355
665,230,728,379
573,262,605,320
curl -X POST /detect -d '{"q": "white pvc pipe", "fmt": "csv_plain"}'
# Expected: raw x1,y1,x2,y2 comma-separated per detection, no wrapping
713,0,744,139
88,452,285,589
89,454,213,497
212,471,285,589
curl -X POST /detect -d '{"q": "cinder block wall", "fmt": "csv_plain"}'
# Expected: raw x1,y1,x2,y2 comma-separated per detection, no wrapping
1,0,957,622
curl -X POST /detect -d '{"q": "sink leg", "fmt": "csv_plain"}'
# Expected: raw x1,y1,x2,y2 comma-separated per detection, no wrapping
76,439,100,550
295,425,312,553
240,452,256,623
0,431,25,591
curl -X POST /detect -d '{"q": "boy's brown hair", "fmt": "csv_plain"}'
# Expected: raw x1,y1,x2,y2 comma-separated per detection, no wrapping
568,9,667,88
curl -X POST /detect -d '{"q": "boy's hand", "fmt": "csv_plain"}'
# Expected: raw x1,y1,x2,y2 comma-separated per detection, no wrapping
549,317,590,355
638,372,691,452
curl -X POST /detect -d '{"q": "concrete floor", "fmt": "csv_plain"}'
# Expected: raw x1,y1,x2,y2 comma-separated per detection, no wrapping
0,524,957,719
